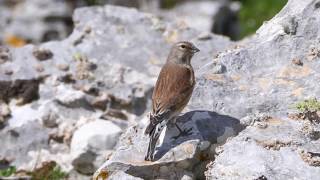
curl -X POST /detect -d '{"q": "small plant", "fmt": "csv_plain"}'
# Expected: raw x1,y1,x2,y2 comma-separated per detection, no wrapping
0,166,16,177
31,162,68,180
294,98,320,112
46,165,68,180
73,52,84,61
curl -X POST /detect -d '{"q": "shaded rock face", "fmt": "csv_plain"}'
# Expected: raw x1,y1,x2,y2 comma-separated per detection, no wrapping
0,79,41,105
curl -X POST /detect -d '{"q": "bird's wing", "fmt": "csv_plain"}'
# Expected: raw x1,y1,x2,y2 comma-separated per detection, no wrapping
145,62,195,135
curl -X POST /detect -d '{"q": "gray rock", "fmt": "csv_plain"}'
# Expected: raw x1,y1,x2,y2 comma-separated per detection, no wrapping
5,0,320,179
55,85,92,110
107,171,144,180
206,115,320,180
94,111,243,179
3,0,72,43
95,0,320,179
0,121,49,167
0,3,233,179
158,1,240,39
202,0,320,179
189,0,320,120
71,120,122,174
0,102,10,127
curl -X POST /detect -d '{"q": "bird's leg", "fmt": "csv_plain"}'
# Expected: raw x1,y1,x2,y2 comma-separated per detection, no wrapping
172,123,192,140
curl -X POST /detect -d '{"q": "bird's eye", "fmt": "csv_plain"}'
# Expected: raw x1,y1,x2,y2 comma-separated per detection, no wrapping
180,45,186,48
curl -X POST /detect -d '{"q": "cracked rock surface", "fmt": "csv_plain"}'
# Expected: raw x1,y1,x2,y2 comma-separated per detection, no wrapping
95,0,320,179
0,4,232,179
1,0,320,179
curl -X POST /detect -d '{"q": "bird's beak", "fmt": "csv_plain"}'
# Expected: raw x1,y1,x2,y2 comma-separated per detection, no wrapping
191,46,200,53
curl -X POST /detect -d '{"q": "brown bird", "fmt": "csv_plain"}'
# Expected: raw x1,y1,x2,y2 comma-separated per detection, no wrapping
145,41,200,161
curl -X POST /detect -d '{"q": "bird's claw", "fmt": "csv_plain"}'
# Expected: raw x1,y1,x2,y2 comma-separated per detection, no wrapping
172,127,193,140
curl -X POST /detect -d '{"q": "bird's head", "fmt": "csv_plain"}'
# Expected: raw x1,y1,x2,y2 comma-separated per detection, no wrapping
168,41,200,65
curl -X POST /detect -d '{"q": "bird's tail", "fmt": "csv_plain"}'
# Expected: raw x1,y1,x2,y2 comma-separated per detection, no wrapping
144,114,157,135
145,120,166,161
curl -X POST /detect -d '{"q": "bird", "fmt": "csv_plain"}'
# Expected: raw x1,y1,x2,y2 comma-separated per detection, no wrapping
144,41,200,161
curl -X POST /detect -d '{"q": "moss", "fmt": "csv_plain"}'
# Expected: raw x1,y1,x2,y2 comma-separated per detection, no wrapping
0,166,16,177
45,165,68,180
294,98,320,112
31,164,68,180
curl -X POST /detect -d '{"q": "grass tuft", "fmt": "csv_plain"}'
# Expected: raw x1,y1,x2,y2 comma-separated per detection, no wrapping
294,98,320,112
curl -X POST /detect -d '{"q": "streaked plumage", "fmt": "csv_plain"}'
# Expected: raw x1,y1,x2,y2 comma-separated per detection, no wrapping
145,41,199,161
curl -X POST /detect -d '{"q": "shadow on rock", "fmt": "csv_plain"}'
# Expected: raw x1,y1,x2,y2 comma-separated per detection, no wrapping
154,110,244,161
94,110,245,179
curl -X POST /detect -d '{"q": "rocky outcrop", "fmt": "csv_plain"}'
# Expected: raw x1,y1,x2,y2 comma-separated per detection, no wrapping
1,0,319,179
94,111,243,179
0,4,232,179
0,0,239,45
204,0,320,179
94,0,320,179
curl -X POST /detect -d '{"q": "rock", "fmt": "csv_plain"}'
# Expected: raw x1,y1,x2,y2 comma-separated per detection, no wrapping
90,93,110,111
206,115,320,179
189,0,320,119
94,111,243,179
0,46,11,64
56,63,69,71
0,3,233,179
158,0,240,39
40,108,59,128
4,69,13,75
101,109,128,121
71,120,122,174
0,79,41,105
94,0,320,179
0,121,49,168
0,102,11,127
34,64,45,73
292,58,303,66
3,0,72,44
32,47,53,61
55,86,92,110
201,0,320,178
107,171,144,180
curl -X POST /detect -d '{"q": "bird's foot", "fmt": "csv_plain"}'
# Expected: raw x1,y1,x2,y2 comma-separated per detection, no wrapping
172,127,193,140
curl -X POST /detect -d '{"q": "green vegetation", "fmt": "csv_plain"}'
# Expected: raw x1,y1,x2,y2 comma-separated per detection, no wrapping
0,166,16,177
85,0,104,6
0,165,67,180
237,0,288,38
294,98,320,112
31,164,68,180
44,165,68,180
160,0,178,9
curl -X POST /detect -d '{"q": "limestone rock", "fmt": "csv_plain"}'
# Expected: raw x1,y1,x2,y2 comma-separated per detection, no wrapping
206,115,320,179
94,111,243,179
71,120,122,174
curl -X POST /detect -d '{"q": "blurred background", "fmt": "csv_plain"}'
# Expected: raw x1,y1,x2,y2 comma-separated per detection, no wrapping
0,0,287,47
